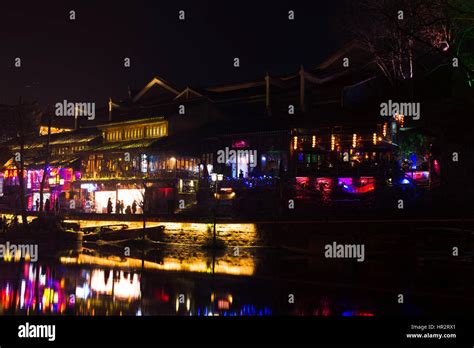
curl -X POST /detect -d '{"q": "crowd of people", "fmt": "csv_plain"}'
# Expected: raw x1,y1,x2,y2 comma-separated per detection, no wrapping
29,196,142,216
106,198,139,215
33,198,60,214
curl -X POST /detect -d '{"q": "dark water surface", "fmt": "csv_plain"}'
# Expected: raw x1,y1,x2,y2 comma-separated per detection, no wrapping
0,221,472,316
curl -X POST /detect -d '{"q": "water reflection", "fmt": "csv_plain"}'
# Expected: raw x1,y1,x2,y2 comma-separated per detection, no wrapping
60,252,255,276
0,260,273,316
0,263,68,315
0,222,473,316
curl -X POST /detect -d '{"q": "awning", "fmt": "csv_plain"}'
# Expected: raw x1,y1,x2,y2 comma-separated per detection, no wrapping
89,139,156,152
6,156,81,170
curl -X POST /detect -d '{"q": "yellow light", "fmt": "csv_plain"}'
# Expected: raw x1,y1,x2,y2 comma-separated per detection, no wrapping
352,133,357,148
60,251,255,276
373,133,377,145
383,123,387,137
293,136,298,150
114,272,141,300
312,135,316,148
331,134,335,151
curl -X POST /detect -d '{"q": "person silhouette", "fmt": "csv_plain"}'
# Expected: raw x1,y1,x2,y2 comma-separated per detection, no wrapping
44,198,51,213
107,197,113,214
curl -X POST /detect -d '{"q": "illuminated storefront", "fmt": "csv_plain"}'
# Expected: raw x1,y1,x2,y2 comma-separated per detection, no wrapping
94,191,116,213
117,188,144,213
3,166,77,211
76,184,146,214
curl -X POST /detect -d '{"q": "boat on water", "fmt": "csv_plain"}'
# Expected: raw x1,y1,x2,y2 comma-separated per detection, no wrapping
82,224,165,243
1,218,84,244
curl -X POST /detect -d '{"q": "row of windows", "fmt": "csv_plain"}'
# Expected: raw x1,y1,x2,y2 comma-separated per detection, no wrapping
105,124,168,142
146,125,167,138
124,128,143,140
54,145,86,155
176,158,198,172
202,153,214,164
86,155,199,175
106,131,122,142
73,145,85,152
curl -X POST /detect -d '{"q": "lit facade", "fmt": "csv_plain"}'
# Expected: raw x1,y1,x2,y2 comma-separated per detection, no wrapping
75,118,200,214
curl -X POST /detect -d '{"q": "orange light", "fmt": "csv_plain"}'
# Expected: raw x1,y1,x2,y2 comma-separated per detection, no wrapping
372,133,377,145
293,136,298,150
312,135,316,148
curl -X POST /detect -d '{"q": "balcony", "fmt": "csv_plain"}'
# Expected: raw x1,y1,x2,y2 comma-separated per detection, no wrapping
79,169,199,182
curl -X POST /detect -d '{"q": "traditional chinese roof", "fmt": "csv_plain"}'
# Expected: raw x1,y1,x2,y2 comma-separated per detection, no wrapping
96,117,166,129
132,76,181,103
10,127,101,150
88,139,157,152
4,155,81,170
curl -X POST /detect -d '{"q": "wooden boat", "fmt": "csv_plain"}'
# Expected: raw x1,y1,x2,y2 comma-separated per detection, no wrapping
83,225,165,242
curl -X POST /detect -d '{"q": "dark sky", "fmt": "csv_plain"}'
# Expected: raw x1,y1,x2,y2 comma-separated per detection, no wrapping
1,0,348,108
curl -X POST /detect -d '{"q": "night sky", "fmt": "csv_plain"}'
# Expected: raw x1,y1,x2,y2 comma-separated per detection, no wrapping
1,1,348,108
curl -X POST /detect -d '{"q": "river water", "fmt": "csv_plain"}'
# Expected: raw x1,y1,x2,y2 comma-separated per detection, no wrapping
0,221,472,316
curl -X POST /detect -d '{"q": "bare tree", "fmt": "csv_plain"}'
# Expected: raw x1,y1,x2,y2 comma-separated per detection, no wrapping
9,99,41,225
347,0,474,85
39,110,54,216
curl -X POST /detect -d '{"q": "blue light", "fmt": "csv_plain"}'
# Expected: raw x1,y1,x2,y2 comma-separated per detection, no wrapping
409,153,417,169
400,178,410,185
